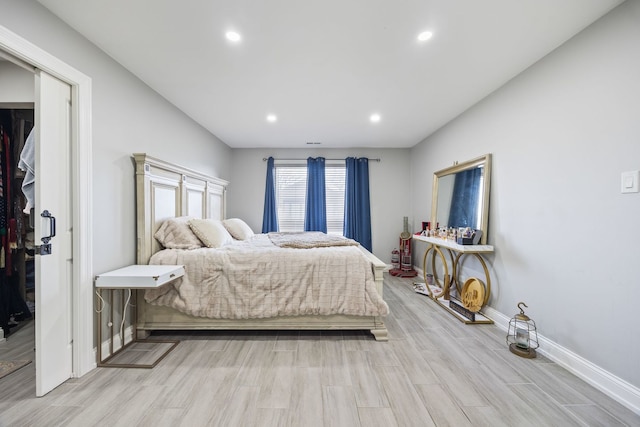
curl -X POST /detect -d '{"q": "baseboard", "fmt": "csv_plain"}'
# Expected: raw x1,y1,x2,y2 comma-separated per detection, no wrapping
483,306,640,416
410,263,640,415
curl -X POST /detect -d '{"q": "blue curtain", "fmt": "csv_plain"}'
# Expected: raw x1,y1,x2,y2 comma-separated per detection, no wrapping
261,156,279,233
448,167,482,229
304,157,327,232
343,157,372,251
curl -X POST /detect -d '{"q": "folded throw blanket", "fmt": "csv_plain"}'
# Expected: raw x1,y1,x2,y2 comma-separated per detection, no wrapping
268,232,359,249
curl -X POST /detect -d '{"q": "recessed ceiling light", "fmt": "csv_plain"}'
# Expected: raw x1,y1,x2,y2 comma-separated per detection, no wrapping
417,31,433,42
370,114,381,123
266,114,277,123
225,31,241,42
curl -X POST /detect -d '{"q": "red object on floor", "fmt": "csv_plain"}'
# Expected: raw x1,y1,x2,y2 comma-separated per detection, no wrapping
389,236,417,277
389,267,417,278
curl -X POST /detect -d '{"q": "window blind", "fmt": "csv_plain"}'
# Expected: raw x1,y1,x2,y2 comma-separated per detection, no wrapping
275,164,345,234
325,165,345,234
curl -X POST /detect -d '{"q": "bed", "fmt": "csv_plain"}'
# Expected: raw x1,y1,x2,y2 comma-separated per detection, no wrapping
133,153,389,340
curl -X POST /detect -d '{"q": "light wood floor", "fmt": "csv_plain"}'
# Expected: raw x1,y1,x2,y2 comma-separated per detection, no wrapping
1,274,639,426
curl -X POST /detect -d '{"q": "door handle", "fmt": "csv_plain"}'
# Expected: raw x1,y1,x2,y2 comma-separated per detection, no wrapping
36,210,56,256
41,209,56,243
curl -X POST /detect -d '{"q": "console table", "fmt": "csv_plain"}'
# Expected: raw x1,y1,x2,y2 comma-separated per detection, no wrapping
413,235,494,324
95,264,184,368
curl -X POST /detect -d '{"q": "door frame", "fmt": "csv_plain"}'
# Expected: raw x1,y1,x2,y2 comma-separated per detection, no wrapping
0,25,94,377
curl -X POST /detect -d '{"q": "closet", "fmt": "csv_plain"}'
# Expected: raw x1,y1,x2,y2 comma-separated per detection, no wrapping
0,108,34,337
0,57,36,339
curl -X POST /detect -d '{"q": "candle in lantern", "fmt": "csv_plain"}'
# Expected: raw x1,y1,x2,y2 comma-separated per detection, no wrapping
515,327,529,349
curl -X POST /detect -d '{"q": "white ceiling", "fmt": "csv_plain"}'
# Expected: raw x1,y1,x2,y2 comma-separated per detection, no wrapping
38,0,623,149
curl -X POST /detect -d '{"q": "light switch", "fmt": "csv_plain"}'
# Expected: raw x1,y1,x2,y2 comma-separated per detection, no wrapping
621,170,640,193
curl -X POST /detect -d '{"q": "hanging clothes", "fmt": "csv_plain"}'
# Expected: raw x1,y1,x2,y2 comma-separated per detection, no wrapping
0,127,5,231
0,119,33,336
2,128,13,275
17,127,34,214
0,127,7,271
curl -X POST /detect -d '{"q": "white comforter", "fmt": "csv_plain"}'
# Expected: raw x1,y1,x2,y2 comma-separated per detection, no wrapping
145,234,389,319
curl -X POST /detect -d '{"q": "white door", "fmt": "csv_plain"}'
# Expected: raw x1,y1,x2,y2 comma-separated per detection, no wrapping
34,70,73,396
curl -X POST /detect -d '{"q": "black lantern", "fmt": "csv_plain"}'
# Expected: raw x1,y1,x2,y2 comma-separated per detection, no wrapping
506,302,539,358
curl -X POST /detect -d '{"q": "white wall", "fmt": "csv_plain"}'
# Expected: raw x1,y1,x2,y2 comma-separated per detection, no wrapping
0,1,232,274
229,148,412,262
411,0,640,390
0,61,33,103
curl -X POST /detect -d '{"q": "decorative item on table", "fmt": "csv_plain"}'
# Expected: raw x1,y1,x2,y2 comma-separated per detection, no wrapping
456,227,483,245
506,302,539,358
447,227,458,241
437,226,448,239
390,217,417,278
420,221,431,236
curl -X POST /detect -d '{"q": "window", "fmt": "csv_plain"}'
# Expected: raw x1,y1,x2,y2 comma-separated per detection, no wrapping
275,163,345,234
325,165,346,234
275,165,306,232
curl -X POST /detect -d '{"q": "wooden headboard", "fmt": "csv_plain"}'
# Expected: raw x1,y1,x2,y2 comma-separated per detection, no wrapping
133,153,229,264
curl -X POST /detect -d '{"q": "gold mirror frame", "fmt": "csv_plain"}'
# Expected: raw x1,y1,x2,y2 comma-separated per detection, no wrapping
431,153,492,245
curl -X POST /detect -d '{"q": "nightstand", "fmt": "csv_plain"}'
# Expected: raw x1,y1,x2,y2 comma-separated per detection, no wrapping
95,264,184,368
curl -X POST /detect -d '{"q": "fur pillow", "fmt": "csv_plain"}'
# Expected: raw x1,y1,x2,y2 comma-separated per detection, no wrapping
154,217,203,249
223,218,255,240
188,219,233,248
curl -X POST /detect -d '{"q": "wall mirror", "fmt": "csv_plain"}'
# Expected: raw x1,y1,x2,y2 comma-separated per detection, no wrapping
431,153,491,244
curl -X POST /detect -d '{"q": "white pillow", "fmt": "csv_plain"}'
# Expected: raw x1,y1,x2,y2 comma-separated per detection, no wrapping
223,218,254,240
188,219,233,248
154,216,203,249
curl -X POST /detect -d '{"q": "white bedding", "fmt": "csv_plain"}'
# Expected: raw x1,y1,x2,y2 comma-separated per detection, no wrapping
144,234,389,320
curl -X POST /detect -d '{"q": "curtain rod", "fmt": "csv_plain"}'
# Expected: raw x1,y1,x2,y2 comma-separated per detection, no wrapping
263,157,381,162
